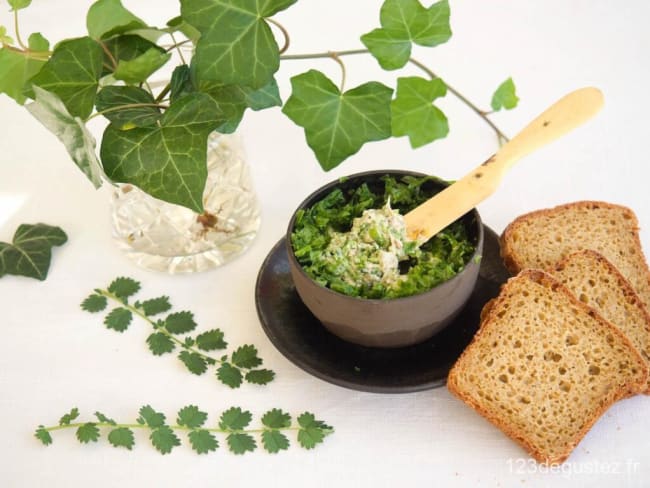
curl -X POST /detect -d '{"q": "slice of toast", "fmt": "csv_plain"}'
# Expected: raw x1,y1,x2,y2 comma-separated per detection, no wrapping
447,270,648,465
500,201,650,311
552,250,650,393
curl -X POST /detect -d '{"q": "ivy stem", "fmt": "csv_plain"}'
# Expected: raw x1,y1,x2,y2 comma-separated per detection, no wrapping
280,48,509,143
267,18,290,55
86,103,169,121
97,290,226,367
169,32,187,64
13,9,27,50
329,52,347,91
42,422,307,435
98,41,118,71
164,39,192,53
155,83,172,103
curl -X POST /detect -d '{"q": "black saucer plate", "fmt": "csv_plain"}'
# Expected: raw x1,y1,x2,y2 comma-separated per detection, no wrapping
255,225,509,393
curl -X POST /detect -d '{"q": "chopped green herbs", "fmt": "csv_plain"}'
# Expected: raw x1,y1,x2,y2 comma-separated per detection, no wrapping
291,175,475,299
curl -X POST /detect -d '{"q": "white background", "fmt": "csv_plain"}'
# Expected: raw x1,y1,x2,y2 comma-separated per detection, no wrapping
1,1,650,487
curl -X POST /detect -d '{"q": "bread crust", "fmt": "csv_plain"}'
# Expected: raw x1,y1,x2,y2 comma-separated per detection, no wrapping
447,269,648,465
499,201,648,282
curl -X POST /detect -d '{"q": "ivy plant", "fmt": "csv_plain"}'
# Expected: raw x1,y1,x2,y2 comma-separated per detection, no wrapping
0,0,518,213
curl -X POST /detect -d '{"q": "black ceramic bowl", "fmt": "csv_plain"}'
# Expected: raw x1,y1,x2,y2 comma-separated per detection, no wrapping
286,170,484,348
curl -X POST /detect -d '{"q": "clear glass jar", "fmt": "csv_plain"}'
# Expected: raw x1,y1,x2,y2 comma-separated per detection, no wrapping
110,133,261,273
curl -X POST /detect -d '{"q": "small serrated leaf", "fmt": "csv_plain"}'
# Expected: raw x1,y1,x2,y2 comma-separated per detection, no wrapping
261,409,291,429
219,407,252,430
138,405,166,428
146,332,175,355
139,296,172,316
150,425,181,454
245,369,275,385
261,430,289,453
188,429,218,454
35,426,52,445
81,294,107,312
226,433,256,455
94,411,116,425
195,329,227,351
297,412,333,450
178,350,208,375
108,427,134,450
231,345,262,369
217,362,243,388
76,423,100,444
59,408,79,426
107,276,141,299
164,311,197,334
177,405,208,429
104,307,132,332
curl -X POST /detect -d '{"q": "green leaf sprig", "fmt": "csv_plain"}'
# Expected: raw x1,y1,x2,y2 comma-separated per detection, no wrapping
1,0,519,211
36,405,333,455
82,277,275,388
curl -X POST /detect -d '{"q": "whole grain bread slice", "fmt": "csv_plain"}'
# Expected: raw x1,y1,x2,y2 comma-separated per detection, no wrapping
552,250,650,393
500,201,650,311
447,270,648,465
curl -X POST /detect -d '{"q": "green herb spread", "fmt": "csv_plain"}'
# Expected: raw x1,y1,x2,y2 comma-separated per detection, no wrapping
291,175,476,299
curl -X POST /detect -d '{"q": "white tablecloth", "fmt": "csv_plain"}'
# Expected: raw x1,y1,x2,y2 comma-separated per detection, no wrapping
1,1,649,486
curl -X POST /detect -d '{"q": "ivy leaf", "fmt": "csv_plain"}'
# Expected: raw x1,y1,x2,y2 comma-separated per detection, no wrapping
108,427,135,450
195,329,227,351
178,350,208,375
108,277,140,299
102,35,163,75
231,345,262,369
150,426,181,454
100,92,225,213
282,70,393,170
29,37,103,119
0,223,67,281
0,47,45,104
491,77,519,111
8,0,31,11
177,405,208,429
0,26,14,45
181,0,296,89
297,412,332,449
216,362,243,388
245,369,275,385
104,307,132,332
166,16,201,44
94,411,116,425
361,0,452,70
261,430,289,454
164,311,197,334
26,87,104,188
245,78,282,111
59,408,79,426
227,433,256,454
188,429,218,454
140,296,172,316
138,405,166,428
113,48,171,85
86,0,147,40
261,409,291,429
81,294,108,312
76,423,100,444
391,76,448,148
27,33,49,52
146,332,175,355
95,86,162,128
35,426,52,445
170,65,193,103
219,407,252,430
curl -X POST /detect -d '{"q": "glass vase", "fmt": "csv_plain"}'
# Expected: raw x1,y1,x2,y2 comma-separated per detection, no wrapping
110,133,261,273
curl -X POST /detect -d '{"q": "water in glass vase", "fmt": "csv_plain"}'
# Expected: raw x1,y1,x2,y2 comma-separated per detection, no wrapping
111,133,261,273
